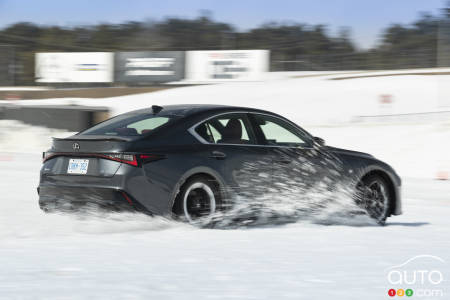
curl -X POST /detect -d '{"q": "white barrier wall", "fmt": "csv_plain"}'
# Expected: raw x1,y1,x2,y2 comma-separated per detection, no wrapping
35,52,114,83
185,50,269,82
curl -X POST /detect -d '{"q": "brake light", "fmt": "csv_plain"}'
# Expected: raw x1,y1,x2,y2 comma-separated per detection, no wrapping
139,154,165,164
103,153,138,166
102,153,164,166
42,152,164,166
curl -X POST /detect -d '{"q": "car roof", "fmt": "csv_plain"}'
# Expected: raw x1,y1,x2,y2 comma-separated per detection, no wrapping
128,104,273,117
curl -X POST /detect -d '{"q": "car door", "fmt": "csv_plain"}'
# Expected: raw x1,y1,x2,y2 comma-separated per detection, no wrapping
248,113,333,195
192,112,272,199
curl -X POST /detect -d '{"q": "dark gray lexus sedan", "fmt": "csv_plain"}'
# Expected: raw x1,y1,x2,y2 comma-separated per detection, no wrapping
38,104,402,224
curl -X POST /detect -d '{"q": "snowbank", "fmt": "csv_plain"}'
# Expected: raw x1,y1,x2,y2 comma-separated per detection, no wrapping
0,120,74,154
4,69,450,125
309,122,450,180
2,70,450,179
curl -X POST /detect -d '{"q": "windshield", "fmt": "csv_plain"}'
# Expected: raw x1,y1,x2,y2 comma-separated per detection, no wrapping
80,113,176,136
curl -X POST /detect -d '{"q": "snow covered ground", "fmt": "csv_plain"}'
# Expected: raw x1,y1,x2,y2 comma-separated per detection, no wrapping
0,71,449,299
0,153,449,300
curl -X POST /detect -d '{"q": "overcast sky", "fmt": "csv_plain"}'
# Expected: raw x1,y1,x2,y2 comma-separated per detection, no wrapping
0,0,445,49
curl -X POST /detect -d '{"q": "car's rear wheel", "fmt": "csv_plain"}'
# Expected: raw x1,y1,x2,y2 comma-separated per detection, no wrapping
356,174,391,225
173,176,221,223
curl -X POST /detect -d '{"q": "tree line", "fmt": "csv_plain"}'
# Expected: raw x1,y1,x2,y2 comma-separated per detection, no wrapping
0,8,449,85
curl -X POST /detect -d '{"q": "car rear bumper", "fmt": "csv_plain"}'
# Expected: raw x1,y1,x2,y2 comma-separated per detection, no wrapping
37,156,174,214
38,185,146,213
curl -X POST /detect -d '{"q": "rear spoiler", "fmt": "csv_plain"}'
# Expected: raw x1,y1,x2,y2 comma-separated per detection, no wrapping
52,135,132,142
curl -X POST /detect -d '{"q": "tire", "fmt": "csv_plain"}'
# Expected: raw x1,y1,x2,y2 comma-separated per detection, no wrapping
356,174,391,225
173,176,222,223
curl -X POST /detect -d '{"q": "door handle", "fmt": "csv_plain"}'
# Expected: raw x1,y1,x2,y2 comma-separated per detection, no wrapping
210,151,226,160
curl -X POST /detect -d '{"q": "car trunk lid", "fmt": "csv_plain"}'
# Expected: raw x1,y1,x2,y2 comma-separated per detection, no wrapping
51,135,133,153
42,135,136,177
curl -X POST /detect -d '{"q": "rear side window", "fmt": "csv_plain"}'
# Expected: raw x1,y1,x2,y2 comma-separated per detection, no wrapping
194,113,255,144
81,113,173,136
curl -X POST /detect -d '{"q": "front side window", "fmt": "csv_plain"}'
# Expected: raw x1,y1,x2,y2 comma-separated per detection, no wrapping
195,114,255,144
251,114,311,147
81,113,173,136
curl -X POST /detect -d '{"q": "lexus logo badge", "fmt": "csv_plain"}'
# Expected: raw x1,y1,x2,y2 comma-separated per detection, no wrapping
72,143,80,150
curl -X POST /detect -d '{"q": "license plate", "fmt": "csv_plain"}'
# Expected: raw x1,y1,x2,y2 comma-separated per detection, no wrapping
67,159,89,174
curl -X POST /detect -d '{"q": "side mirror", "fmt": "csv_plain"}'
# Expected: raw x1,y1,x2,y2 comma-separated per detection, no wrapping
313,136,325,147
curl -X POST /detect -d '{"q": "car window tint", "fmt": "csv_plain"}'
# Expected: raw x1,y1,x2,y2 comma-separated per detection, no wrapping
253,115,310,147
195,123,214,143
81,114,173,136
207,123,222,142
215,118,250,141
195,114,254,144
127,117,169,134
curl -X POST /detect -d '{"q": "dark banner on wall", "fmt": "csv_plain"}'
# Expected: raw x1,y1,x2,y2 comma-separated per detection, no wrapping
0,104,109,131
0,46,14,86
115,51,185,84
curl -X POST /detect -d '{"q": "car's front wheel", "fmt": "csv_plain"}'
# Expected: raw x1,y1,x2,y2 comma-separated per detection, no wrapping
356,174,391,225
173,176,221,223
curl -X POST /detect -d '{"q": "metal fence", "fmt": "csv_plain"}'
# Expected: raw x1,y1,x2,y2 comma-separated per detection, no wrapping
272,48,439,71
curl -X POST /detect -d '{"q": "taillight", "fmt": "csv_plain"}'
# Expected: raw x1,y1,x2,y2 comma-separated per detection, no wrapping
101,153,164,166
103,153,138,166
42,152,164,166
139,154,165,164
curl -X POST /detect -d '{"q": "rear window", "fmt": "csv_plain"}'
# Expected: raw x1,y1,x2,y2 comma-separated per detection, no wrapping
80,113,175,136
